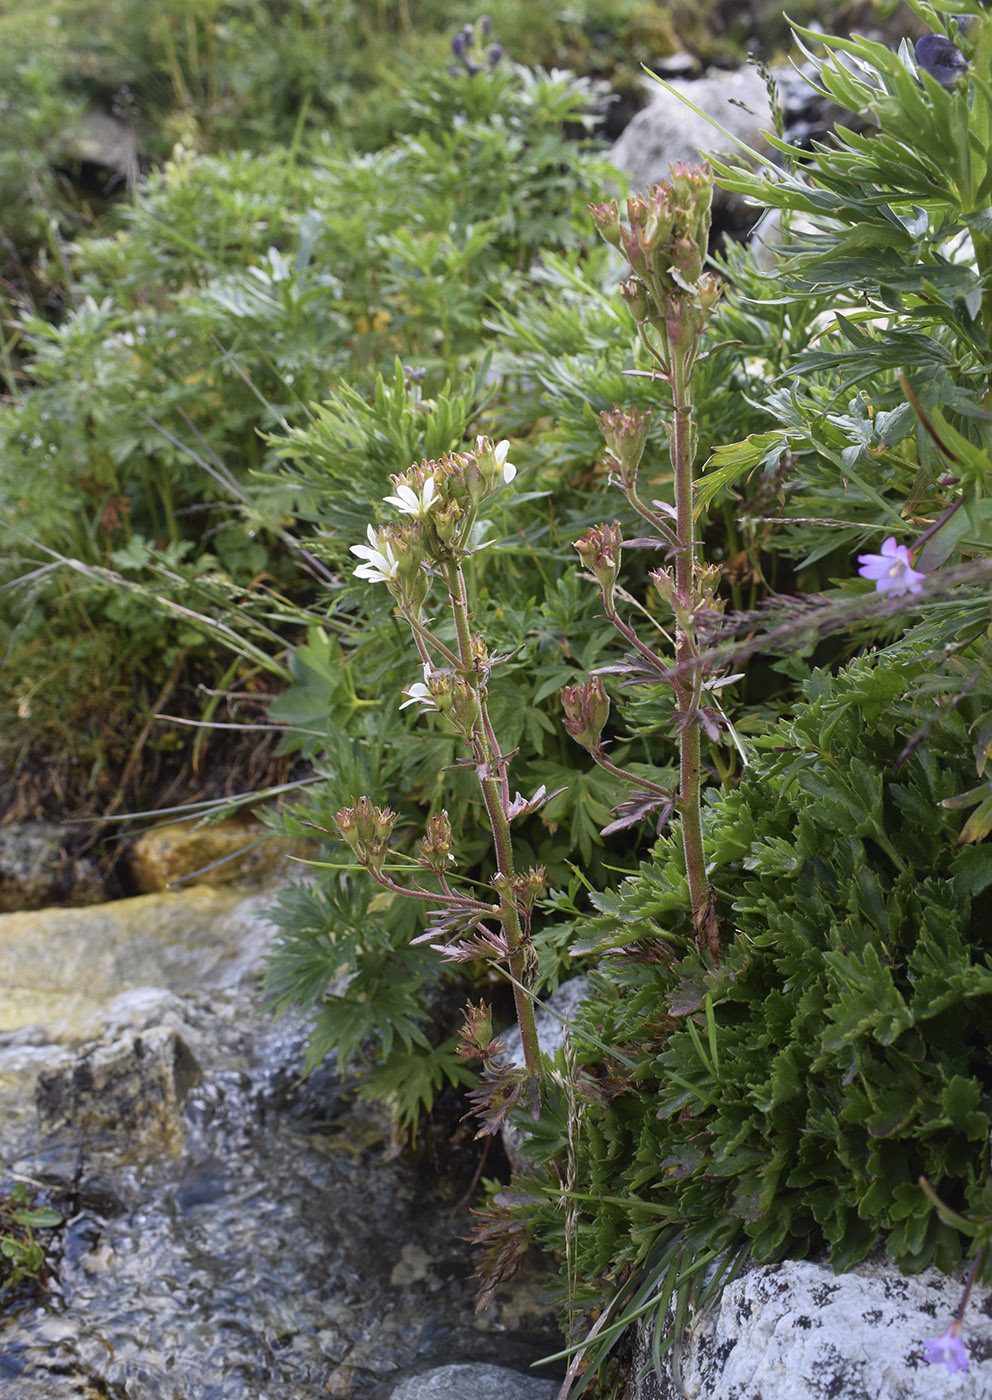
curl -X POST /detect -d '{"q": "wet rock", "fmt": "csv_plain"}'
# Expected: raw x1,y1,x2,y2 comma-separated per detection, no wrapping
128,816,306,893
0,824,104,912
631,1255,992,1399
388,1363,558,1400
36,1026,202,1150
61,109,137,180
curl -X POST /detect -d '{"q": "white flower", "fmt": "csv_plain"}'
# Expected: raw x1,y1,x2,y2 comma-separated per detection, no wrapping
384,476,438,518
477,435,517,483
400,663,437,711
351,524,399,583
493,438,517,483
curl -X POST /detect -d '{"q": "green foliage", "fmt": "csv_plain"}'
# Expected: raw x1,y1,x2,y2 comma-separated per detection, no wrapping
515,650,992,1370
0,56,617,799
0,1173,62,1294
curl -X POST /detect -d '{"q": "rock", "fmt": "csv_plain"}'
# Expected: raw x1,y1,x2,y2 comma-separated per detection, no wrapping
35,1025,202,1151
630,1255,992,1399
498,978,592,1069
388,1362,558,1400
497,977,590,1173
0,882,277,1039
609,67,774,192
0,824,104,912
61,109,137,179
128,816,306,893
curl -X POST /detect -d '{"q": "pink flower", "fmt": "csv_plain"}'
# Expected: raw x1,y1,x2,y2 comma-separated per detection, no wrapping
856,537,926,596
922,1324,968,1374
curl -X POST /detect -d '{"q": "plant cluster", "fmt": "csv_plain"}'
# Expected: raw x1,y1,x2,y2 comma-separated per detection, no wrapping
6,0,992,1394
279,1,992,1389
0,1171,62,1295
0,41,615,809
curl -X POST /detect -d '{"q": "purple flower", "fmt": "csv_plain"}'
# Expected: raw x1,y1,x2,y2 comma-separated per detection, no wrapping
923,1325,969,1374
856,537,926,597
915,34,968,88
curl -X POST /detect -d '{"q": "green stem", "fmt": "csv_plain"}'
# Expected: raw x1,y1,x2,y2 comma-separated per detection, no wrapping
445,559,543,1082
670,349,713,950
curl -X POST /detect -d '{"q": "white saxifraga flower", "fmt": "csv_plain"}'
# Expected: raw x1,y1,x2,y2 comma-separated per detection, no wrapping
384,476,438,518
400,662,438,711
351,524,399,583
477,435,517,483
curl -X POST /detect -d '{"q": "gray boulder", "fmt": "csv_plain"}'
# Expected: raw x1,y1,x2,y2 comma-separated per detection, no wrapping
0,823,104,912
36,1024,202,1150
630,1255,992,1399
388,1362,558,1400
609,68,773,191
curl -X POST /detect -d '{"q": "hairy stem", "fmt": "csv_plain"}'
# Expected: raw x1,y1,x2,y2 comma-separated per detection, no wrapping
445,559,543,1082
670,349,714,950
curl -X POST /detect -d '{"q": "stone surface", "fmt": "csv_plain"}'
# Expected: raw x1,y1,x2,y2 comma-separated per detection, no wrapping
0,883,276,1039
498,977,591,1173
609,68,773,192
61,109,137,177
0,824,104,912
128,816,306,893
35,1025,202,1149
498,977,591,1070
631,1256,992,1400
388,1362,558,1400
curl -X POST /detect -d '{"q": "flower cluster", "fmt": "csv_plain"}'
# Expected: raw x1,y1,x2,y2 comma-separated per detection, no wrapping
449,15,503,77
350,437,517,600
589,167,722,361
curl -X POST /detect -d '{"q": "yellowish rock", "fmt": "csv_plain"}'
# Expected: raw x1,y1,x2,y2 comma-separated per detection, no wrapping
128,816,307,892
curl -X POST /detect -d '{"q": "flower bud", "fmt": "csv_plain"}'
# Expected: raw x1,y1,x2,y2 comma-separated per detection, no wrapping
619,276,652,324
588,199,624,253
574,522,622,605
449,675,482,735
561,676,610,753
650,567,677,611
458,999,497,1061
419,811,454,873
599,405,651,484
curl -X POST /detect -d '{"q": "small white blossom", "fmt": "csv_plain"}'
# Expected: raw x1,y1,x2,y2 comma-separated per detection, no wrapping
384,476,438,518
494,438,517,482
351,524,399,583
400,663,438,711
477,435,517,483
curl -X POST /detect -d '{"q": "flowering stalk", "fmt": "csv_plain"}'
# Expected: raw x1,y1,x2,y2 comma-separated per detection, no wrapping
585,169,722,953
347,436,544,1090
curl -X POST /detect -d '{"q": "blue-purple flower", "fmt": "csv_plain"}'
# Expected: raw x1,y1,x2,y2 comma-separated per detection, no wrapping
915,34,969,88
856,537,926,597
923,1324,969,1374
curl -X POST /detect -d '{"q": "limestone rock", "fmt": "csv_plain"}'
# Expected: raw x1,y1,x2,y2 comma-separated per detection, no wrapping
497,977,591,1172
0,824,104,912
609,68,773,192
497,977,591,1070
128,816,304,892
35,1025,202,1149
388,1363,558,1400
0,885,259,1038
631,1256,992,1399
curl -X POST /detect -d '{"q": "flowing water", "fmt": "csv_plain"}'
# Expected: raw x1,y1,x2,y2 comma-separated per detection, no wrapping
0,896,562,1400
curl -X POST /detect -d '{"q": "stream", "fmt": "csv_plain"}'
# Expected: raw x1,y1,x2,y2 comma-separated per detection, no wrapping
0,860,562,1400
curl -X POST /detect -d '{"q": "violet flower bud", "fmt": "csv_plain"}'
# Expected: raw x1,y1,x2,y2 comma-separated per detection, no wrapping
561,676,610,752
916,34,968,87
